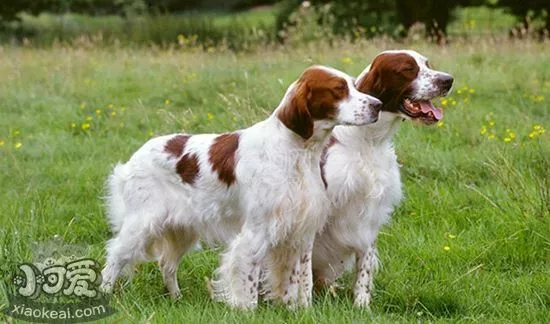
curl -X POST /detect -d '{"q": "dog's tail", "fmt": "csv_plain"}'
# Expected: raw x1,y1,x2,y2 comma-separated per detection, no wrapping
104,163,130,234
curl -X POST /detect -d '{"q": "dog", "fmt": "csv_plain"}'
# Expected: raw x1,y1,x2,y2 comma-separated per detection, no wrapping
99,65,382,309
312,50,454,307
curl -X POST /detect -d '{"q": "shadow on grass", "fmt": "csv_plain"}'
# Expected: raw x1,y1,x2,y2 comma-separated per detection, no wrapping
378,289,464,319
315,278,464,319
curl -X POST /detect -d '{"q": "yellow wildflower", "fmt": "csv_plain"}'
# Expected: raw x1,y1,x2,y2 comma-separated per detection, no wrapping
165,99,171,105
443,246,451,251
96,109,102,115
448,234,456,239
451,99,457,106
480,126,487,135
457,89,463,95
441,98,448,107
437,121,445,128
488,134,496,140
0,140,4,147
71,123,76,128
14,142,22,149
13,130,20,137
469,88,475,94
489,121,495,127
341,57,353,64
148,131,155,137
207,113,214,121
504,137,512,142
529,124,545,139
86,116,93,121
177,34,185,45
111,111,117,117
81,123,91,130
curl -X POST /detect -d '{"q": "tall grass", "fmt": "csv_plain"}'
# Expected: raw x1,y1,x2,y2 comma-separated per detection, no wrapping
8,9,276,50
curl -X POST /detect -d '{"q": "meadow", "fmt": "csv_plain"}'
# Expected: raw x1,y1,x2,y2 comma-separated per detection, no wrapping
0,35,549,322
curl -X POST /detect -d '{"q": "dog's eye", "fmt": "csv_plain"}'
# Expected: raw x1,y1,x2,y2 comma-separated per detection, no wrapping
334,84,347,92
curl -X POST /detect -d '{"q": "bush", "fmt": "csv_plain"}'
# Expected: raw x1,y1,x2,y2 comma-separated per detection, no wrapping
0,0,46,26
276,0,400,42
496,0,550,35
276,0,477,43
396,0,461,41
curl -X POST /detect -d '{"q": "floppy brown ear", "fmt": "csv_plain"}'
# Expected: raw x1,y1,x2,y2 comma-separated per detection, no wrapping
277,81,313,140
357,67,383,98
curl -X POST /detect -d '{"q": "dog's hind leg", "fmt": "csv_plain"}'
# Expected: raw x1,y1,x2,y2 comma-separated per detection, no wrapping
157,226,198,299
100,216,152,294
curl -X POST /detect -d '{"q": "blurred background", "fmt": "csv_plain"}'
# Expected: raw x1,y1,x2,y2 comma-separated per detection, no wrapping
0,0,549,49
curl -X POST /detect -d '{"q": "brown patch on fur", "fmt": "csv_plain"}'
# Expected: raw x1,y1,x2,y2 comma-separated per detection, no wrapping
320,135,339,189
176,153,200,185
356,53,419,113
164,135,200,184
164,135,190,157
277,66,350,139
209,132,240,186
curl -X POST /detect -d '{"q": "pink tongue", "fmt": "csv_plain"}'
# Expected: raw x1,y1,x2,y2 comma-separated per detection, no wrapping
419,100,443,120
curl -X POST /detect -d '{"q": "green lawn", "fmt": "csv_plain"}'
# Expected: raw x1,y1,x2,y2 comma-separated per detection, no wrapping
0,38,549,323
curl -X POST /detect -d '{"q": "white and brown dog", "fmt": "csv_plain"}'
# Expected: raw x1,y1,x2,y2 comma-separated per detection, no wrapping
312,50,454,307
99,65,382,309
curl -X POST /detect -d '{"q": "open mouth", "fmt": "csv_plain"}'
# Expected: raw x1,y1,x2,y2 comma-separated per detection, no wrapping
400,98,443,125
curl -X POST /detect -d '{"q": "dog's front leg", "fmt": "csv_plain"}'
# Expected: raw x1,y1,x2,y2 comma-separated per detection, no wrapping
211,228,266,310
298,239,314,307
266,246,301,308
353,244,378,308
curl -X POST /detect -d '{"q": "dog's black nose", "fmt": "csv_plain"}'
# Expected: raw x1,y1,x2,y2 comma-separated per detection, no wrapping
370,98,383,111
437,75,454,90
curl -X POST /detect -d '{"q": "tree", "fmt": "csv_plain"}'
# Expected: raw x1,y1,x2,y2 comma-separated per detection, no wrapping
395,0,460,43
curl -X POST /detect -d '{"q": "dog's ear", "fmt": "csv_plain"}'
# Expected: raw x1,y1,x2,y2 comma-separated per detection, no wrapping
357,66,383,99
278,81,313,140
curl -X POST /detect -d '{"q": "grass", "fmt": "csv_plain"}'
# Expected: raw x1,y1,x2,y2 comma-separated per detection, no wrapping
0,37,549,322
3,6,525,49
5,7,276,50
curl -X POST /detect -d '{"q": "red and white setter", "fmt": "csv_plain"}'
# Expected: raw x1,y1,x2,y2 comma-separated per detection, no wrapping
100,66,382,309
312,50,454,307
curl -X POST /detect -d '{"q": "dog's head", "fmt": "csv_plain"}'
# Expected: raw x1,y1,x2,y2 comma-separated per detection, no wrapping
277,65,382,140
356,50,453,125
